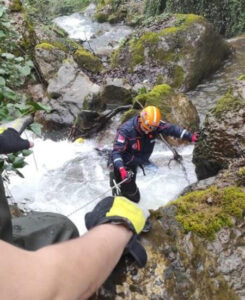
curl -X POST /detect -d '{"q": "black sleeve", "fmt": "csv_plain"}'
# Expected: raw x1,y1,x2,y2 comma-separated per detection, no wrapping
0,128,30,154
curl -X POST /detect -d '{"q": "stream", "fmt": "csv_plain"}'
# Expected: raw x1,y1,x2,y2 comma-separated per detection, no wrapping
8,9,245,234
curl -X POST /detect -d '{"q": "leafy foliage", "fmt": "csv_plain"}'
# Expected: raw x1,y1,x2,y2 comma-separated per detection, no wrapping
165,0,245,38
0,5,50,178
0,149,32,178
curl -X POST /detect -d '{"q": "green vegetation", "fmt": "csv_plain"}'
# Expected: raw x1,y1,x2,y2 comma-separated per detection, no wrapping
35,42,56,50
0,5,50,177
129,32,160,67
238,74,245,80
74,48,103,73
237,166,245,186
94,12,108,23
173,186,245,240
212,91,245,117
171,65,184,88
133,84,172,117
144,0,166,17
165,0,245,38
9,0,22,12
238,166,245,176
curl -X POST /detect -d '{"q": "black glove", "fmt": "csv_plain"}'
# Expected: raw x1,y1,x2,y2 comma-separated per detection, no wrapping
0,128,30,154
85,196,148,267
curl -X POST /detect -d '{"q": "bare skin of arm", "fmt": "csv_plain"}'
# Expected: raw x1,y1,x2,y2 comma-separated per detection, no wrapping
0,224,132,300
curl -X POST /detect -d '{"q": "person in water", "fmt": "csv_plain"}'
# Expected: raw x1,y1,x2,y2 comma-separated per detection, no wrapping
110,105,198,203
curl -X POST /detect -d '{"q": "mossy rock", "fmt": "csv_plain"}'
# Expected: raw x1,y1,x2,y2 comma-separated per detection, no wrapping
133,84,173,119
211,91,245,118
36,42,56,51
173,186,245,240
18,10,37,53
35,41,68,52
111,13,230,91
94,12,109,23
119,13,204,70
74,48,103,73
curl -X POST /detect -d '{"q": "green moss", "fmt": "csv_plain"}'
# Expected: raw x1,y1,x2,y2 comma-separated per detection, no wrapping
160,26,180,35
173,186,245,240
237,166,245,186
238,74,245,80
63,58,73,64
176,13,204,25
171,65,184,88
212,91,245,117
9,0,22,12
74,48,103,73
238,166,245,176
19,11,37,52
111,47,121,67
133,84,172,117
94,12,108,23
35,43,56,50
129,32,160,67
158,14,203,38
156,74,164,85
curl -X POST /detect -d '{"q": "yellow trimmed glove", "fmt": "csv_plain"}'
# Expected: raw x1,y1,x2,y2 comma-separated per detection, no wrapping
85,196,148,267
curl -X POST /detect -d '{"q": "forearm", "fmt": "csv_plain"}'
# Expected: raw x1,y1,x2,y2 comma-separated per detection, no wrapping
41,224,132,300
0,224,132,300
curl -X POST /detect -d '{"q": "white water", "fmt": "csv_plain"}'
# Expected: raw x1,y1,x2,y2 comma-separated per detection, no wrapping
8,133,197,234
53,4,133,56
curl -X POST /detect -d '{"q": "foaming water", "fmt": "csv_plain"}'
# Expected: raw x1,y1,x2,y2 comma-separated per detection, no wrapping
9,136,196,234
53,4,132,56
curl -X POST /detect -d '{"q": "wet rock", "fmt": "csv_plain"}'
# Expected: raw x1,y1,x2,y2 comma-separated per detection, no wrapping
47,60,100,103
34,43,67,81
193,87,245,180
100,77,136,107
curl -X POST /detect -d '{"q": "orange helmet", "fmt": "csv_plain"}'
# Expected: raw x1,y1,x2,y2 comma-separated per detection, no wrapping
140,106,161,132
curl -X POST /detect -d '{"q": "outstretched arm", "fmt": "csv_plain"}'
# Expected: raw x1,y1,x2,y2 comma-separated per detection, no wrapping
158,121,193,141
0,224,132,300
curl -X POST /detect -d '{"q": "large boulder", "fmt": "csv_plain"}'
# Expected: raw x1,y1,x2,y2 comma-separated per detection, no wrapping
110,14,230,92
83,78,135,111
192,86,245,180
35,59,100,137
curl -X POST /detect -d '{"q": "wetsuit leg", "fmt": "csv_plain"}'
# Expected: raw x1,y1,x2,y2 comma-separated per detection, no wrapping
0,176,13,242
